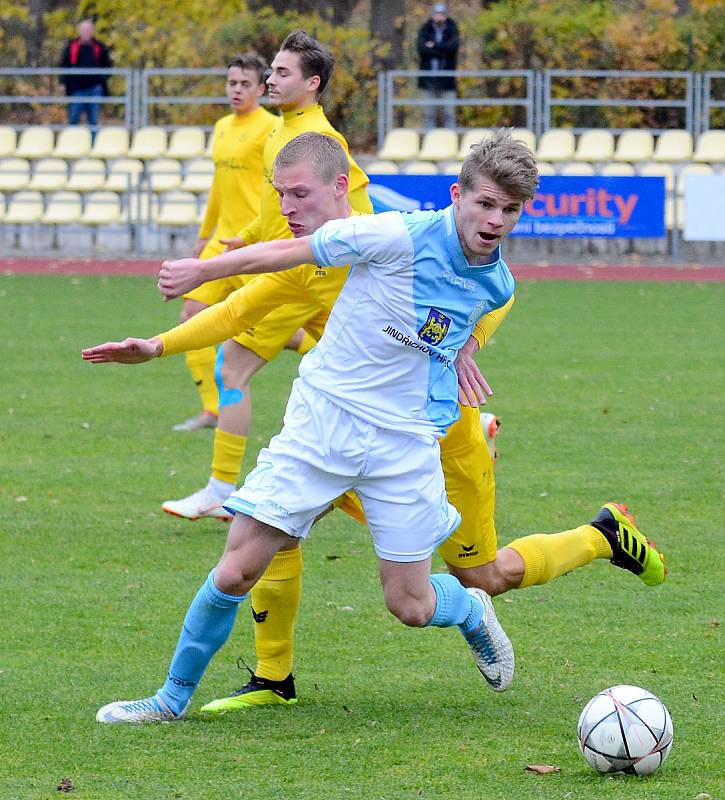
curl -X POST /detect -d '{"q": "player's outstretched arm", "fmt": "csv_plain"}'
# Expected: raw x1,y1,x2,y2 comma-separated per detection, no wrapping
157,236,315,300
81,337,163,364
455,335,493,407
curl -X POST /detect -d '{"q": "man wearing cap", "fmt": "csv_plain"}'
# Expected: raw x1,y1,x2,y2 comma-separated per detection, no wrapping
416,3,460,130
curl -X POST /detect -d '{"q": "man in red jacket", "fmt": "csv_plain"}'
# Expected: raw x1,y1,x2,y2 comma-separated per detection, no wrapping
59,19,112,130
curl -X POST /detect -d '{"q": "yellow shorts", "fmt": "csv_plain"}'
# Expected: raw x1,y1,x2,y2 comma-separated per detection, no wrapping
334,405,498,568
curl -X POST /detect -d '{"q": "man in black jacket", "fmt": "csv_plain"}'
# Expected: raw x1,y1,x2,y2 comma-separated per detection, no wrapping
416,3,460,130
59,19,112,130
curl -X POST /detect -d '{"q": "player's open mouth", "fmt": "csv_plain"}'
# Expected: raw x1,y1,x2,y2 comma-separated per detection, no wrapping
478,232,498,243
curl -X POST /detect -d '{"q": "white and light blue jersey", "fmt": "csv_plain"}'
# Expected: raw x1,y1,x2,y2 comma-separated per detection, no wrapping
306,205,515,439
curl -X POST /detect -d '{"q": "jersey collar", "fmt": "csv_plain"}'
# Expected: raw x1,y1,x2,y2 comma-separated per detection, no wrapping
282,103,322,122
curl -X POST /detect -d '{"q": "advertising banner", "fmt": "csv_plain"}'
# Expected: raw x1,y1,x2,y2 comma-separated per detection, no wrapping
684,175,725,241
368,174,666,238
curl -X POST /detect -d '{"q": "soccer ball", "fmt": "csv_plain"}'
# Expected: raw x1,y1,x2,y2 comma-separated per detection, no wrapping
577,685,673,775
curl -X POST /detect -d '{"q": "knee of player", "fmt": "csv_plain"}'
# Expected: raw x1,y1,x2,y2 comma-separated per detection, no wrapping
385,597,431,628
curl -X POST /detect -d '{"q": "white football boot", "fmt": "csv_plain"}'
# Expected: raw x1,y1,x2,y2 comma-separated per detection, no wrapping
97,694,185,724
162,483,232,521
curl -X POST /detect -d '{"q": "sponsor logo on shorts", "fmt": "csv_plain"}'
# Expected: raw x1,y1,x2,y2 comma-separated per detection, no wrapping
459,543,479,559
418,308,451,346
252,607,268,623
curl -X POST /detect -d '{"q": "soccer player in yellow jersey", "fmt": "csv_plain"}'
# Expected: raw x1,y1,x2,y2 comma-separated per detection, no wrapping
84,133,666,717
162,31,373,522
173,54,276,433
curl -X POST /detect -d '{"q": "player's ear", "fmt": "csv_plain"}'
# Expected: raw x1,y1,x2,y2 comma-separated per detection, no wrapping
450,182,461,207
335,173,349,197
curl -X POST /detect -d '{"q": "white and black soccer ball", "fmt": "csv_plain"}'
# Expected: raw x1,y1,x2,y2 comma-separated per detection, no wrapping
577,684,673,775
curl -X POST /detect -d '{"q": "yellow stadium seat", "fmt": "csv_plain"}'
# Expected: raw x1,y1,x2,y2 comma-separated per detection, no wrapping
364,160,400,174
600,163,636,176
147,158,182,192
28,158,69,192
418,128,459,162
128,126,168,160
560,162,596,176
0,158,31,191
180,158,215,192
377,128,420,162
692,130,725,164
53,126,92,159
574,130,614,162
81,191,122,225
613,130,654,163
0,126,17,158
167,127,207,159
4,190,44,223
536,129,576,162
154,191,199,226
66,158,107,192
104,158,144,192
15,126,54,159
457,129,492,159
511,128,536,152
536,162,556,176
401,161,439,175
42,191,83,224
652,130,693,163
639,163,676,193
439,160,463,175
678,163,714,194
90,127,130,159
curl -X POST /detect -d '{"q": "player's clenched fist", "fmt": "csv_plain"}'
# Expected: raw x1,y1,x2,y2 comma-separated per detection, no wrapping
157,258,207,300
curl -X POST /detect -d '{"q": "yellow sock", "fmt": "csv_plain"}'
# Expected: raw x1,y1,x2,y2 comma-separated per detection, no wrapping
211,428,247,484
296,332,316,355
508,524,613,588
251,548,303,681
185,347,218,415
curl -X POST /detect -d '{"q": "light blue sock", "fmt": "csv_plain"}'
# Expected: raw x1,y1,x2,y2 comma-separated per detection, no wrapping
426,573,484,634
157,570,246,715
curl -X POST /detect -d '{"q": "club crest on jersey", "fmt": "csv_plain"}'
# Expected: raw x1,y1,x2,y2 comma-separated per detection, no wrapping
418,308,451,345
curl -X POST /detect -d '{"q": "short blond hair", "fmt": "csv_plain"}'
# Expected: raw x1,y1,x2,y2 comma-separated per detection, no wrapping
274,132,349,184
458,129,538,201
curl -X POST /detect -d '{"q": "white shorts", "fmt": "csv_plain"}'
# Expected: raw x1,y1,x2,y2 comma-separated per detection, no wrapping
224,379,460,562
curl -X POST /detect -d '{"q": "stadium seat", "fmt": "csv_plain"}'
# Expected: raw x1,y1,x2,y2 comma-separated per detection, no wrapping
401,161,439,174
364,160,400,174
639,163,676,192
652,130,693,162
418,128,459,162
536,129,576,162
52,126,92,159
42,191,83,224
457,128,492,159
127,126,168,160
665,196,684,230
692,130,725,164
166,127,207,159
439,160,463,174
90,127,130,159
377,128,420,162
180,158,215,192
147,158,183,192
574,130,615,162
511,128,536,152
14,126,54,159
28,158,69,192
123,191,154,224
81,191,123,225
104,158,144,192
4,190,44,223
599,163,636,176
678,163,714,194
0,126,17,158
560,162,596,175
66,158,107,192
613,130,654,163
536,162,556,176
153,191,199,226
0,158,31,191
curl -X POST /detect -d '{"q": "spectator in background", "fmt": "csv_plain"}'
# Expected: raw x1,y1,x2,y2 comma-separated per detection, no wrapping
59,19,112,130
416,3,460,130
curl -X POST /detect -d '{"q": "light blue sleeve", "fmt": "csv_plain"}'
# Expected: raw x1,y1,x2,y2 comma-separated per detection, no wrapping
311,212,411,273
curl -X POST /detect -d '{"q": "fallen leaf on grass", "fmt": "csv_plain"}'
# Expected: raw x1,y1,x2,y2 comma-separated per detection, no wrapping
525,765,561,774
57,777,75,792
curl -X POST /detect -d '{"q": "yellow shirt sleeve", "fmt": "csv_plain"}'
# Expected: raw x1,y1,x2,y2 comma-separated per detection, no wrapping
198,176,220,240
239,214,262,246
158,272,308,356
471,295,515,350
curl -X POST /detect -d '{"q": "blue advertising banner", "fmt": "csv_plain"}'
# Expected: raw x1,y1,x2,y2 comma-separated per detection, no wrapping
368,174,666,238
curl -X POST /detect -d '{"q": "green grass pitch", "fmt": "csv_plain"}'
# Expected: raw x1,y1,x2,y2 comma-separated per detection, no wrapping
0,275,723,800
